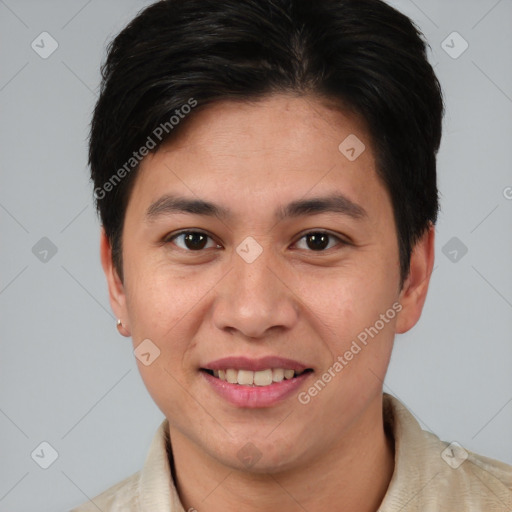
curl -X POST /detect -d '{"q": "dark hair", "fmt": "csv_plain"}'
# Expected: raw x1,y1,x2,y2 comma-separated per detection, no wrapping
89,0,444,285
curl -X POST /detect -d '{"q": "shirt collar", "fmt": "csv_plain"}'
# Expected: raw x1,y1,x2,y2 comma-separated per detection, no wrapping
138,418,185,512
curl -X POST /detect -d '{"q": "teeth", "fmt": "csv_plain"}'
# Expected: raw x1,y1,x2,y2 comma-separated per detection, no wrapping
226,369,238,384
284,369,295,380
213,368,304,386
237,370,254,385
254,369,273,386
272,368,284,382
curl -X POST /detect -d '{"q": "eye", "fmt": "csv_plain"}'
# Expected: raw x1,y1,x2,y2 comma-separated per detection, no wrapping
294,231,346,251
167,230,220,251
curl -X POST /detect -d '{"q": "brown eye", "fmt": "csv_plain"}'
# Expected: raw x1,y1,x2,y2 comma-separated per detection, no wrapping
169,231,218,251
306,233,329,251
295,231,344,251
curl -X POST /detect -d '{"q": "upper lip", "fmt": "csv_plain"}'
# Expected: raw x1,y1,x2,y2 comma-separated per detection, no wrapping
203,356,311,372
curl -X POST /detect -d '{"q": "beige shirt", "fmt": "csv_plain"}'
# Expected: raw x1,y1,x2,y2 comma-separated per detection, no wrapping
70,394,512,511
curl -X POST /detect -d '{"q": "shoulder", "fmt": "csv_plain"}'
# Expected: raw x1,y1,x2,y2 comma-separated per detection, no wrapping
69,470,141,512
381,394,512,511
423,429,512,510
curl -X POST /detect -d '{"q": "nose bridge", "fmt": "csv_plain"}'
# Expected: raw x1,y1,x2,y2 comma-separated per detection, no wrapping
212,238,298,338
235,242,275,301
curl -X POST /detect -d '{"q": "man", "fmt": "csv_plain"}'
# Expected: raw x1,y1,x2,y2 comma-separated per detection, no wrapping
73,0,512,510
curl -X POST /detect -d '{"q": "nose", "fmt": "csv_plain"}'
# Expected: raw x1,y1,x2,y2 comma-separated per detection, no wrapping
212,242,299,339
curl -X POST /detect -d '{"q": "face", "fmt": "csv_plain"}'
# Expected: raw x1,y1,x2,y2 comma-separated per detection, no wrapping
102,94,433,473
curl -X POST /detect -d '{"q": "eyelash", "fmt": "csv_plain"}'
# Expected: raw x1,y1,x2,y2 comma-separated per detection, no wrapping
165,230,348,252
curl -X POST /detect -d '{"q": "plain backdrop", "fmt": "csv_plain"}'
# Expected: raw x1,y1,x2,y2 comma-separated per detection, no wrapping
0,1,511,511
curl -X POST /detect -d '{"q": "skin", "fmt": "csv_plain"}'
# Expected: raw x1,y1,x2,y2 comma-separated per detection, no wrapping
101,94,435,512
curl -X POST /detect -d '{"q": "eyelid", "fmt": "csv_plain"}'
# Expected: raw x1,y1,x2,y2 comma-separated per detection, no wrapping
292,230,349,250
164,229,221,249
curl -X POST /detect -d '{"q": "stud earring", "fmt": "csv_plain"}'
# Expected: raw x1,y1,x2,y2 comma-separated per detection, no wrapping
116,319,128,336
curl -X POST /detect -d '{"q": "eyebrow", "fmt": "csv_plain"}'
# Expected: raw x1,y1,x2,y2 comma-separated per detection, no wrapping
145,193,367,222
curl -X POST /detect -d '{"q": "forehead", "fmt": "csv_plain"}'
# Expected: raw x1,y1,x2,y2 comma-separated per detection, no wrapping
161,94,371,161
127,94,390,225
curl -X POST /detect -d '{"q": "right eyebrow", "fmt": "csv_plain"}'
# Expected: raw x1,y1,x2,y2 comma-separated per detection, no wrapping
145,195,231,221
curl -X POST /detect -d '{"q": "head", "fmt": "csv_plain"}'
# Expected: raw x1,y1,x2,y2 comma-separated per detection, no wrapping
93,0,443,473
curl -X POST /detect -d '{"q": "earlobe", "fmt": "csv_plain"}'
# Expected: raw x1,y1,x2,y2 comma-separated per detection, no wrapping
116,318,131,337
100,229,131,336
395,224,435,334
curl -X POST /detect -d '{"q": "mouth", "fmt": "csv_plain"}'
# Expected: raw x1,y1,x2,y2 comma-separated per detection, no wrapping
200,356,314,408
201,367,313,386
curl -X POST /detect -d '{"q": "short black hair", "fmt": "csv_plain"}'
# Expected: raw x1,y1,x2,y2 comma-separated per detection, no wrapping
89,0,444,285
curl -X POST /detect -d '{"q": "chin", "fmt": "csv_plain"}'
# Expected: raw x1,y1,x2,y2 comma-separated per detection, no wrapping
212,433,308,475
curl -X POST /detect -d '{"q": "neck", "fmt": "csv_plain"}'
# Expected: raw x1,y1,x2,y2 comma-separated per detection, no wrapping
169,395,394,512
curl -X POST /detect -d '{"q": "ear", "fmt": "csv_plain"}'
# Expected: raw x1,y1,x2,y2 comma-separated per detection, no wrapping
100,229,131,336
395,223,435,334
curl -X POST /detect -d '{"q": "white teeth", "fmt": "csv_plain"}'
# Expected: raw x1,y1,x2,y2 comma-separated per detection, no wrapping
284,369,295,380
253,369,273,386
237,370,254,385
272,368,284,382
226,369,238,384
213,368,304,386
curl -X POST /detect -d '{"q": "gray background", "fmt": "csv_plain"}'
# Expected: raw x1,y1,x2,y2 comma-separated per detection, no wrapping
0,0,511,511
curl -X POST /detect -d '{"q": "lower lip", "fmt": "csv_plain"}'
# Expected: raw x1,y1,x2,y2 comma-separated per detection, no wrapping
201,370,312,408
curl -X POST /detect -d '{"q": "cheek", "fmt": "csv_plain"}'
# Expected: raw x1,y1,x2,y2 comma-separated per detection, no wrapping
122,267,209,416
125,270,200,340
300,268,399,413
122,257,226,366
293,271,398,420
297,261,398,341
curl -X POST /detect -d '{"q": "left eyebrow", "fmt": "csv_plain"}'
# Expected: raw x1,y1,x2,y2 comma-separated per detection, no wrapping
276,194,367,221
145,193,367,222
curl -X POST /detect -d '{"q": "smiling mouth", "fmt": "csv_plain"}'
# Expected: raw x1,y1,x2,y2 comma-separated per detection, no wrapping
201,368,313,386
